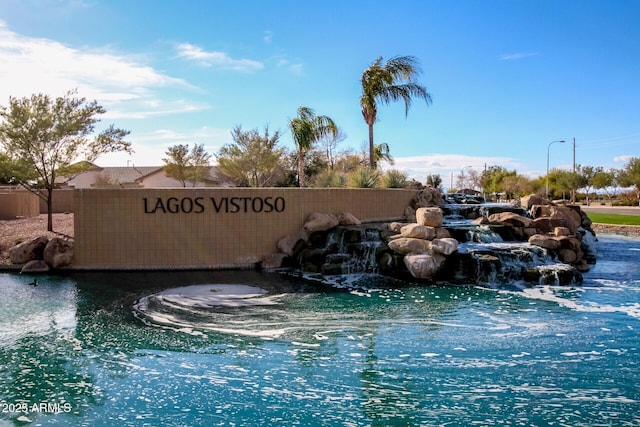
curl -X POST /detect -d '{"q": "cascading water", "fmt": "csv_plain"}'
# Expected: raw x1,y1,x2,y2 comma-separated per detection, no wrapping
321,227,384,275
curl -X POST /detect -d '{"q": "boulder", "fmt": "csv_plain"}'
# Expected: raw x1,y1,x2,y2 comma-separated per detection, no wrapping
337,212,361,226
403,252,445,279
487,212,533,228
558,249,578,263
20,260,50,274
431,238,459,256
261,253,289,269
412,188,444,208
532,217,567,233
277,230,308,257
530,204,555,219
528,234,561,250
521,194,552,210
388,237,432,255
416,207,443,227
549,206,581,234
304,212,339,233
43,237,74,268
388,222,406,233
8,236,49,264
400,224,436,240
435,227,451,239
554,227,571,237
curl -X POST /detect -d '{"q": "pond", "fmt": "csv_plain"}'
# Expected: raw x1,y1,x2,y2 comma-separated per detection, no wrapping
1,235,639,426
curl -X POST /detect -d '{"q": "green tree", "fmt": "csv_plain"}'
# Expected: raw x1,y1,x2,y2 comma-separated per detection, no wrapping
592,168,620,205
289,107,337,187
619,157,640,206
216,125,285,187
577,165,598,205
163,143,212,187
0,90,131,231
502,175,533,199
360,55,431,169
0,152,33,185
481,166,515,199
551,169,585,200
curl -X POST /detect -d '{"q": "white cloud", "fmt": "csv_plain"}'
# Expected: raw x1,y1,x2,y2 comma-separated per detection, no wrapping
499,52,538,61
614,155,634,163
0,21,196,117
176,43,264,72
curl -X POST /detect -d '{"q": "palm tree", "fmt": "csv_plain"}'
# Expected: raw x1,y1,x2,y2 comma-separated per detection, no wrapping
289,106,337,187
360,55,432,169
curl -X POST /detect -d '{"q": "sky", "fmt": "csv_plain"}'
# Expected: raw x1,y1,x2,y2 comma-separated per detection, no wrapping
1,0,639,187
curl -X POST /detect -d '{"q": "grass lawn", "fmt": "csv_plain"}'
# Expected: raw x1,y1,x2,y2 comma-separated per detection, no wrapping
586,212,640,226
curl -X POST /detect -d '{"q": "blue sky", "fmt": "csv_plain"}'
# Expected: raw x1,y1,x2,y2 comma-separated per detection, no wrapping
1,0,639,186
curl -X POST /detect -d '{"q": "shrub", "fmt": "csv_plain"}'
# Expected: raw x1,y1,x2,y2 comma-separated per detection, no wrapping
348,167,380,188
312,170,346,188
381,169,408,188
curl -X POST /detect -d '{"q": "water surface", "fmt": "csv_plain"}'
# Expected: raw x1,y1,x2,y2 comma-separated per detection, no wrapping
1,235,639,426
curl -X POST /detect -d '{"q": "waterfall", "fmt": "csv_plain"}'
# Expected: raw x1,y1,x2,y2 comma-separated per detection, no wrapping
320,226,384,275
466,226,504,243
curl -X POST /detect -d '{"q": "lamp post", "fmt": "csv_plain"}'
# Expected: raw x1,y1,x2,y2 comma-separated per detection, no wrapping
546,140,566,199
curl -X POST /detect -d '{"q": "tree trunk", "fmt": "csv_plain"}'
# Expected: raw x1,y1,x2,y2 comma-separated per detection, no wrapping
368,124,375,169
47,187,53,232
298,149,305,187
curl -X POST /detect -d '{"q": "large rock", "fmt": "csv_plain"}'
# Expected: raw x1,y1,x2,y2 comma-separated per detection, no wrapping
549,206,582,234
431,238,459,255
532,217,568,233
412,188,444,208
528,234,561,250
388,237,432,255
8,236,49,264
403,252,445,279
43,237,74,268
261,253,289,269
521,194,552,209
337,212,361,226
400,224,436,240
277,230,308,257
304,212,339,233
487,212,534,228
416,207,443,227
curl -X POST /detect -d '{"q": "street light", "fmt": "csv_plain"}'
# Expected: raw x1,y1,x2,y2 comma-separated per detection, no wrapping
546,140,566,199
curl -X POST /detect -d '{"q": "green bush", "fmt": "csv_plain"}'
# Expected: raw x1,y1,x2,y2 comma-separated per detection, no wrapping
381,169,408,188
312,170,346,187
348,167,380,188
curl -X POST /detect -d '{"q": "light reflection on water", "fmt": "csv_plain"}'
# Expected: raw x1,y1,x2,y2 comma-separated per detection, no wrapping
0,236,639,426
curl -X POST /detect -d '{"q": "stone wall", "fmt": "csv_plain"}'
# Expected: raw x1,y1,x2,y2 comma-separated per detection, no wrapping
73,188,418,270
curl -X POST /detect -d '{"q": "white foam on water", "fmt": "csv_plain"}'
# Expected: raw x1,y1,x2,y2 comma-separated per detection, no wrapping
521,285,640,319
133,284,289,338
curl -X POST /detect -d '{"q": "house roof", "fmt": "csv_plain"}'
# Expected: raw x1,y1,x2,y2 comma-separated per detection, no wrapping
61,164,236,187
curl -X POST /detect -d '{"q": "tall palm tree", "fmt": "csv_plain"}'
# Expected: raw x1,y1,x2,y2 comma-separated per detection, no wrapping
289,106,337,187
360,55,432,169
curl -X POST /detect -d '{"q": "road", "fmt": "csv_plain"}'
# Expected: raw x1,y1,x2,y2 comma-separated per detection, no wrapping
579,205,640,216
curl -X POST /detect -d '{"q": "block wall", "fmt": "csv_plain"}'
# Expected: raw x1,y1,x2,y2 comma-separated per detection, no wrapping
73,188,418,269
